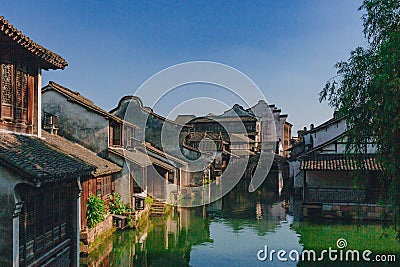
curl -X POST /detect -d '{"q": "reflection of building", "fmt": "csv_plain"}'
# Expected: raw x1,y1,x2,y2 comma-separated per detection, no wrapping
289,111,388,220
0,16,92,266
131,207,211,266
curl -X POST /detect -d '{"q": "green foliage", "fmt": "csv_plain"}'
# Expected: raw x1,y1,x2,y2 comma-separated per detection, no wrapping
86,194,106,229
109,192,133,215
204,178,212,184
294,222,400,266
145,196,154,205
320,0,400,224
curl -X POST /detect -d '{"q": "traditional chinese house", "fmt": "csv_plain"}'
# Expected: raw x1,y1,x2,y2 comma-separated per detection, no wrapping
289,112,389,220
186,107,261,153
41,130,121,231
181,101,292,158
0,133,94,267
110,96,200,200
41,82,149,208
0,15,92,266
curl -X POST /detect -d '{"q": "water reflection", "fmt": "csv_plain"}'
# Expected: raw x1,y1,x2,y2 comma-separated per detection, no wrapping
82,172,303,266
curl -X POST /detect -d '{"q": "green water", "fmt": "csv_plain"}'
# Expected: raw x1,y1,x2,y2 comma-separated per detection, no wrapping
83,178,400,266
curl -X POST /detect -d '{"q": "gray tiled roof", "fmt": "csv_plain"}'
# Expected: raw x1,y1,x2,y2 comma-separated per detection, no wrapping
109,147,152,167
191,116,257,123
43,131,121,176
42,81,124,123
300,154,382,171
0,132,95,183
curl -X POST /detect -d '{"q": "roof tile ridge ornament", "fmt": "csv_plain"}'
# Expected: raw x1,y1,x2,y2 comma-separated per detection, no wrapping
111,95,189,127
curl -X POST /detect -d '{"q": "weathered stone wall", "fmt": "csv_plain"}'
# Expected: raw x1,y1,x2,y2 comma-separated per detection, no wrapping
306,171,369,203
114,166,131,206
289,160,303,188
306,188,367,203
80,214,114,254
42,91,109,157
306,171,366,188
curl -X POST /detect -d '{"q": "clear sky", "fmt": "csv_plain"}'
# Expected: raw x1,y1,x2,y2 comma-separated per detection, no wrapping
2,0,366,133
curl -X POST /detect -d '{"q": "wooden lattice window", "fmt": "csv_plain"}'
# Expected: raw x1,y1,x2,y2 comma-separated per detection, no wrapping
15,67,29,122
98,175,112,197
1,64,13,118
0,63,31,122
18,183,72,267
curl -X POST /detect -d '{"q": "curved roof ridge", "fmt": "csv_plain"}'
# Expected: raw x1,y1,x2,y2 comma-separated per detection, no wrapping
0,16,68,70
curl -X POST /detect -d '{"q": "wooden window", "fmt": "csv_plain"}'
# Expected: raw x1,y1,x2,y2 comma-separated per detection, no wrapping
1,64,13,119
0,63,31,122
114,124,121,145
125,126,135,147
126,126,131,147
97,175,112,198
96,178,101,195
102,175,112,197
109,121,121,146
15,67,29,122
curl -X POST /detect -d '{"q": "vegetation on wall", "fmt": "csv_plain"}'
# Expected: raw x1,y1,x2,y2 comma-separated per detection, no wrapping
145,196,154,205
86,194,107,229
109,192,133,215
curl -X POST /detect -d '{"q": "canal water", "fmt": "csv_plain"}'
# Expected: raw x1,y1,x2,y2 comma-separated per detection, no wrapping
83,173,399,267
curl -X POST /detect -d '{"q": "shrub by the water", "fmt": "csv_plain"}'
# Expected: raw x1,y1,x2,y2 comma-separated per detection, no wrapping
86,194,106,228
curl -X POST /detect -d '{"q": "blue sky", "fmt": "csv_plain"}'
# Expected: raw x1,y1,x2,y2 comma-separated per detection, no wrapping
3,0,365,133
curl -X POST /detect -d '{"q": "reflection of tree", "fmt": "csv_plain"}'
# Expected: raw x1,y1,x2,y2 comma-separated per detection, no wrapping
219,217,280,237
90,173,285,266
132,208,212,267
109,230,137,266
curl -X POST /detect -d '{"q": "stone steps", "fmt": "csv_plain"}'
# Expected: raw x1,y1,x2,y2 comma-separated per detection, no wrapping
150,200,166,217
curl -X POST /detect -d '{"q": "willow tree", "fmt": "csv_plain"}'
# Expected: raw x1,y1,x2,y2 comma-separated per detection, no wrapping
319,0,400,224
